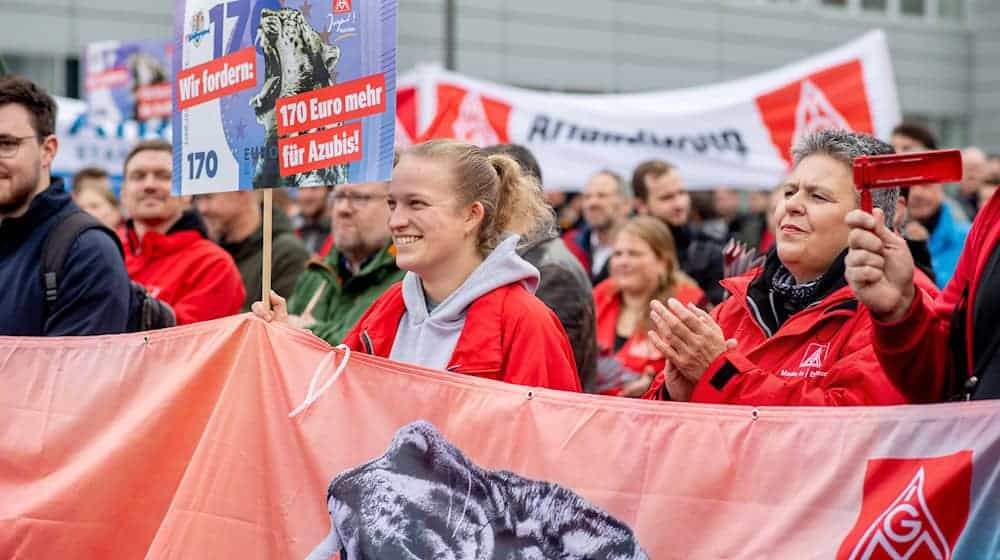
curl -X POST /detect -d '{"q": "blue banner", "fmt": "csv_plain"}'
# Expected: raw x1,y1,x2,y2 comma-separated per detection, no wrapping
85,40,173,127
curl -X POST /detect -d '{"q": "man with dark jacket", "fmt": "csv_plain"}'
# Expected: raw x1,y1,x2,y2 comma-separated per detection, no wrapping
562,169,632,286
0,75,130,335
119,139,245,324
293,186,332,255
484,144,599,391
631,159,726,305
196,191,309,311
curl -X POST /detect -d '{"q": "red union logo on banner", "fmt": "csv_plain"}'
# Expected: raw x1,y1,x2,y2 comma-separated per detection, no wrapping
756,59,874,167
837,451,972,560
333,0,352,13
423,84,511,145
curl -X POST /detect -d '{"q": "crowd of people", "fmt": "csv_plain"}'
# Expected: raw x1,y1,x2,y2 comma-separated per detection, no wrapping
3,74,999,403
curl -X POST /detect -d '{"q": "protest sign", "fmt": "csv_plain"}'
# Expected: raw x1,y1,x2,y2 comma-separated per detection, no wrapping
1,316,998,559
413,30,900,190
84,40,174,127
171,0,397,194
52,96,171,191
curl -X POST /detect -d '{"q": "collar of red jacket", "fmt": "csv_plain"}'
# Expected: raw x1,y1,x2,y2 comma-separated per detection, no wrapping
122,210,208,259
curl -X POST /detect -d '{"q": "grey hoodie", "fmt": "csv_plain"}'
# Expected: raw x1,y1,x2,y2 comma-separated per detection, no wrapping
389,235,540,370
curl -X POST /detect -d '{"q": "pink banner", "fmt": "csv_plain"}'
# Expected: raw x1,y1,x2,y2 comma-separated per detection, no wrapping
1,315,997,558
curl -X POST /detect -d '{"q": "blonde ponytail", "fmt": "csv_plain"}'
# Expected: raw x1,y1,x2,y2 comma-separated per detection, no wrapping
406,139,555,256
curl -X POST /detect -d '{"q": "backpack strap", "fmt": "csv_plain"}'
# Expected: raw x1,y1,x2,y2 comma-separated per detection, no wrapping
40,209,124,307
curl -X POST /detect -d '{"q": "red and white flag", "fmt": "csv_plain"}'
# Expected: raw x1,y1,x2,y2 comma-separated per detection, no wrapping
409,31,900,190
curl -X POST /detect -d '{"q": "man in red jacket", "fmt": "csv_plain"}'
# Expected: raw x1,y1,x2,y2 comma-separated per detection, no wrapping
846,188,1000,400
119,139,244,324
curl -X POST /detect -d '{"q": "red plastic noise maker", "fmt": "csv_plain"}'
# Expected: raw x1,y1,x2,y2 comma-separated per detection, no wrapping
852,149,964,213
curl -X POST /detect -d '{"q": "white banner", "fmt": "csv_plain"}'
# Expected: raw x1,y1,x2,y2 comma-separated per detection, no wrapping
413,30,900,191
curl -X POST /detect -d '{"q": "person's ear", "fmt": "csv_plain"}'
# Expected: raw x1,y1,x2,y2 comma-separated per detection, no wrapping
464,201,485,237
39,135,58,170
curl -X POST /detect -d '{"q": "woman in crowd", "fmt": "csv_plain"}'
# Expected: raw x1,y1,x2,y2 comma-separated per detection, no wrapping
643,129,914,406
257,139,580,392
593,216,703,396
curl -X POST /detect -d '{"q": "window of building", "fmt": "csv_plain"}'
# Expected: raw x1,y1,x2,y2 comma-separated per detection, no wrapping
861,0,888,11
901,0,926,16
821,0,848,7
1,54,61,94
939,0,964,20
65,57,80,99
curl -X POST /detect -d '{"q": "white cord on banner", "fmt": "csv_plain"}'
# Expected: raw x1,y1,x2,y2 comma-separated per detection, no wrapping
289,344,351,418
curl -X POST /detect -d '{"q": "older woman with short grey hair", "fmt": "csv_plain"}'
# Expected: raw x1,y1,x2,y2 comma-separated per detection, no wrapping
642,129,912,406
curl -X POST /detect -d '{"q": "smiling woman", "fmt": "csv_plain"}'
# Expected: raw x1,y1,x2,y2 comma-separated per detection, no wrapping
643,129,923,407
592,217,703,397
333,139,580,392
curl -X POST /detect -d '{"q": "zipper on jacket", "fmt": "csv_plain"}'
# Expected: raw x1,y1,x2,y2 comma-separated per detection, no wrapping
745,295,774,338
360,330,373,354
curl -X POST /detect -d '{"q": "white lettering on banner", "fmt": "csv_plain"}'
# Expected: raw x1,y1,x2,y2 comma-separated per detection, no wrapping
178,74,201,102
200,61,255,95
307,129,360,163
849,468,951,560
526,114,749,158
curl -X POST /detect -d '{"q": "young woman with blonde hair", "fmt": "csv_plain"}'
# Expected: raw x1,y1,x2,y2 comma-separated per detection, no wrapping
259,139,580,391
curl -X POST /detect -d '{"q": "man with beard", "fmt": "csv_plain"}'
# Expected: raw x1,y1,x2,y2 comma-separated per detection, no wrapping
631,159,725,305
196,191,309,312
119,139,245,324
269,180,403,345
562,170,632,285
0,76,130,335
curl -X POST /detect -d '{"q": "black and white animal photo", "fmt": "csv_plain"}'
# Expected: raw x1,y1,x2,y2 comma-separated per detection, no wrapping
306,421,649,560
250,7,348,189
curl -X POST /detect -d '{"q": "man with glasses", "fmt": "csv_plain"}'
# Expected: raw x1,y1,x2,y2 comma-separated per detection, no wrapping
259,180,403,345
0,75,130,335
195,190,310,312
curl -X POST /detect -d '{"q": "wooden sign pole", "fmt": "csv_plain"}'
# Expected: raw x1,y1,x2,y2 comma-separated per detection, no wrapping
261,189,273,311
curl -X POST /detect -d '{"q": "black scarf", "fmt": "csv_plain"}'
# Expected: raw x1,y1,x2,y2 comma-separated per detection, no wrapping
746,248,848,336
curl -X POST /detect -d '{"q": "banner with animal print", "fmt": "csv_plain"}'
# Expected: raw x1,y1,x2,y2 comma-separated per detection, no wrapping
1,315,999,559
412,30,900,191
171,0,397,194
84,40,174,127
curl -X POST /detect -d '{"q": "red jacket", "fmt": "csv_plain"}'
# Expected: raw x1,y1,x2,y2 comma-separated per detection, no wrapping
121,216,245,325
342,282,581,392
562,228,591,273
593,278,704,395
871,190,1000,401
644,271,912,406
